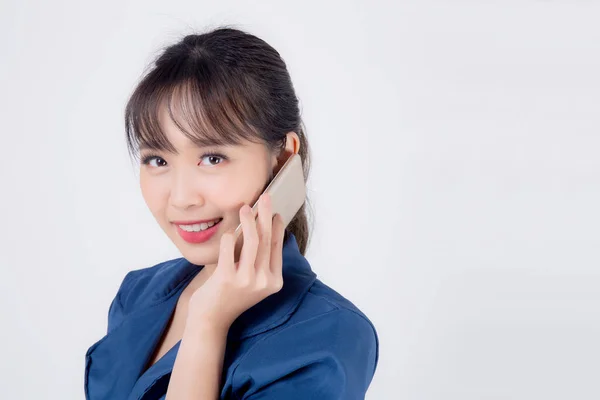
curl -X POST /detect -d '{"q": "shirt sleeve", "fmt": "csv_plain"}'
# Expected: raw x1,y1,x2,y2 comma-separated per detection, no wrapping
106,271,135,334
233,308,379,400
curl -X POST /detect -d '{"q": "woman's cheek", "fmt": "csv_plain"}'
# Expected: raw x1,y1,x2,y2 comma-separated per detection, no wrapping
222,173,254,201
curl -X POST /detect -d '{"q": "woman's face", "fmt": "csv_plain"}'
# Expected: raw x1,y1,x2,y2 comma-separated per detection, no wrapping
139,106,286,267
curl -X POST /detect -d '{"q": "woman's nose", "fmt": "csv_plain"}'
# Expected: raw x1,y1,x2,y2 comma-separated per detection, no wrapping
168,170,205,209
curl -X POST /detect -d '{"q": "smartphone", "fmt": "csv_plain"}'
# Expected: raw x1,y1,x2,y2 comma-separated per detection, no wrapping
232,152,306,262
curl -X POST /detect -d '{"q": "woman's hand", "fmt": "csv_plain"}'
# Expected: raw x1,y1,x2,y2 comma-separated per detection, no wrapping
186,192,286,333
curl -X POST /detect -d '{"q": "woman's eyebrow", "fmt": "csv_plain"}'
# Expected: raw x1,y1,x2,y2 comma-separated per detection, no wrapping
139,142,230,154
139,144,174,153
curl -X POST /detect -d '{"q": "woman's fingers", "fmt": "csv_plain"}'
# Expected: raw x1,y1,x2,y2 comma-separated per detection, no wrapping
270,213,285,287
217,230,236,275
238,203,259,280
234,192,283,295
254,193,273,273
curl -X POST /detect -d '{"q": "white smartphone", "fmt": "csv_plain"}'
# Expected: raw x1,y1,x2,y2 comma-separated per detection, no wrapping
232,152,306,262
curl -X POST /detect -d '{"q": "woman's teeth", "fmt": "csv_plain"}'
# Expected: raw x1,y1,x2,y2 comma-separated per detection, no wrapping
178,218,222,232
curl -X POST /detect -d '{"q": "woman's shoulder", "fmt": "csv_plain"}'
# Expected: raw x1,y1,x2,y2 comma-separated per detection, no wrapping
229,277,380,398
239,275,379,365
287,277,379,353
114,257,195,312
278,277,378,340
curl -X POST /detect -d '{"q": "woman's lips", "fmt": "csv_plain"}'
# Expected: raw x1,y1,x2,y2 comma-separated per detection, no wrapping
175,218,222,244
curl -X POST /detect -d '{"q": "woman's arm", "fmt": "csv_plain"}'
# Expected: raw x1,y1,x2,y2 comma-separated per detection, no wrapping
165,316,229,400
166,194,285,399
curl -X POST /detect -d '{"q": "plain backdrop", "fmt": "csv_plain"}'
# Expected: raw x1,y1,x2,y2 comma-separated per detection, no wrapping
1,1,599,399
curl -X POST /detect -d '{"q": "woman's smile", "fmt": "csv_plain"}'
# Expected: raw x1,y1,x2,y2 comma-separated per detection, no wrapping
175,218,224,244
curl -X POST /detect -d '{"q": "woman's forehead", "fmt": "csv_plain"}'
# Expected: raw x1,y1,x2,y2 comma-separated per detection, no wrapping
139,128,264,156
131,84,266,157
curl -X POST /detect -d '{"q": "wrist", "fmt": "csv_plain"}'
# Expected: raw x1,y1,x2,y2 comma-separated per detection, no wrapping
184,313,231,337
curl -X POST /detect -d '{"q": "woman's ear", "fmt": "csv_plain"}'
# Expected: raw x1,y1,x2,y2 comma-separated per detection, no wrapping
271,131,300,173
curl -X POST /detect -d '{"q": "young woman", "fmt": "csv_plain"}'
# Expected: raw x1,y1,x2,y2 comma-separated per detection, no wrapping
84,26,379,400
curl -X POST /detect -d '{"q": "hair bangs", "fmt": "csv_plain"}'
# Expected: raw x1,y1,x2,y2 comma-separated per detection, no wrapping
125,72,263,160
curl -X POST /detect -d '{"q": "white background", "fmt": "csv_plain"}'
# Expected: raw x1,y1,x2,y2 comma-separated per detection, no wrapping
1,1,599,399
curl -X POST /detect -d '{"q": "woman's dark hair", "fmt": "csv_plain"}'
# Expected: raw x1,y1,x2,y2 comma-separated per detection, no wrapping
124,25,313,254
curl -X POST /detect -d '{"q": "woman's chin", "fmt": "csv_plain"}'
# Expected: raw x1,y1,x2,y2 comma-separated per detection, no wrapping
182,251,219,267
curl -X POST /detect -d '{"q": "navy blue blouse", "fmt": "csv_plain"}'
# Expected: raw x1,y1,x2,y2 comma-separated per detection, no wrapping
84,232,379,399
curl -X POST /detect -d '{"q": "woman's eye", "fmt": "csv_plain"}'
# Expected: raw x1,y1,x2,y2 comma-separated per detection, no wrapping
199,154,225,166
140,153,226,168
141,155,166,167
